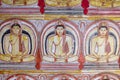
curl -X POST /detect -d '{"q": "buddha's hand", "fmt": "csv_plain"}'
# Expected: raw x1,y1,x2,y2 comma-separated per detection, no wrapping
67,53,72,57
6,53,13,57
22,52,28,56
105,54,110,62
11,52,23,57
92,53,99,58
10,54,17,57
50,53,57,58
96,57,100,61
104,53,109,58
92,54,100,61
16,52,23,56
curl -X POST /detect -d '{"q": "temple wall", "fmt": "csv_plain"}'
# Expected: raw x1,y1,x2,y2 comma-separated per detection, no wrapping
0,0,120,80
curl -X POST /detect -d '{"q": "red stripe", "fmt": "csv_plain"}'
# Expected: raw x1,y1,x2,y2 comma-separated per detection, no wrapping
38,0,45,14
81,0,89,15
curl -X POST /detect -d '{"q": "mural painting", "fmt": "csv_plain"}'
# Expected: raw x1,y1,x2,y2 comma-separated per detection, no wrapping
0,17,120,79
0,0,120,77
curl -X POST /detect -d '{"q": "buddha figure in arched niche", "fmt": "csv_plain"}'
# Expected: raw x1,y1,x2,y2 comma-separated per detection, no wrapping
85,21,119,63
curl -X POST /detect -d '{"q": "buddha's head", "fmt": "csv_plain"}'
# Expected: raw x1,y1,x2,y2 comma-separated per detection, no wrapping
11,23,21,35
98,22,109,37
55,25,65,37
98,26,108,36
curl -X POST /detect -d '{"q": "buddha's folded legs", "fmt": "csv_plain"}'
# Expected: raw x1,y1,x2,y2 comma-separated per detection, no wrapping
22,55,35,62
108,55,119,62
0,54,35,62
11,57,22,62
85,55,98,62
0,54,11,61
0,54,24,62
85,55,119,62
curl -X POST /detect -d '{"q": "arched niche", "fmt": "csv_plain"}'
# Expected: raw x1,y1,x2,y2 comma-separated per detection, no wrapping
84,20,120,63
91,72,119,80
37,74,48,80
40,19,81,63
0,18,38,62
6,74,36,80
51,74,77,80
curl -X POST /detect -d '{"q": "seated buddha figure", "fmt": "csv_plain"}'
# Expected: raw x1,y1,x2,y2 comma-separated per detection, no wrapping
86,22,119,63
0,23,35,62
48,24,73,62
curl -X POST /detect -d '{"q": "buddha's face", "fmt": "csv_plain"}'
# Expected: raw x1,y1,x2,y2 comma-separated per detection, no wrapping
11,26,21,35
56,26,64,36
99,27,108,36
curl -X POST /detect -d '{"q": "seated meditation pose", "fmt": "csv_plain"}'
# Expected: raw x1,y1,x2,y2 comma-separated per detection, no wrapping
86,22,118,62
48,24,73,62
0,23,35,62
